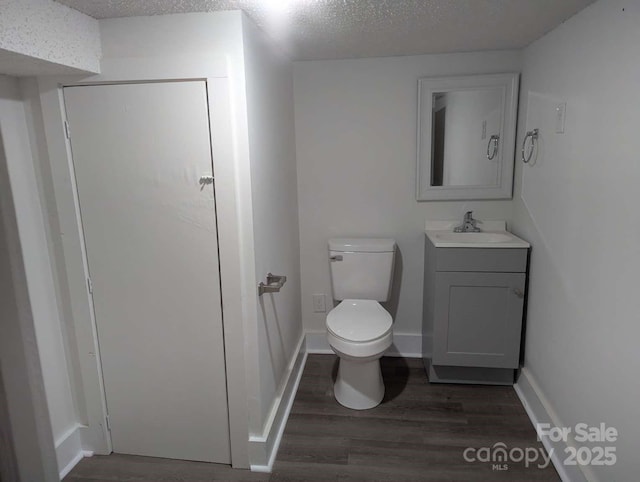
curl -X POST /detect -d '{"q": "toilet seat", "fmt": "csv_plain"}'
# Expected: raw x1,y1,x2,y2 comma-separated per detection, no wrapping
327,299,392,342
326,300,393,358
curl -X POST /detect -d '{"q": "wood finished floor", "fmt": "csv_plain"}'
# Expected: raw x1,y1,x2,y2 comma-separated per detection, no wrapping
65,355,559,481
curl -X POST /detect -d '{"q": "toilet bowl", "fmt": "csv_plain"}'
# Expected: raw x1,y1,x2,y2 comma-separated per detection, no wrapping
326,238,396,410
327,238,396,410
327,300,393,409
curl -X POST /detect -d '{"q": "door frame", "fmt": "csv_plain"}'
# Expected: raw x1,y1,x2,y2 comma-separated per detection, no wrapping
38,55,254,468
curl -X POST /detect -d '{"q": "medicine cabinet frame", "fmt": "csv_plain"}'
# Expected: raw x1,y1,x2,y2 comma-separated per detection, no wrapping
416,72,520,201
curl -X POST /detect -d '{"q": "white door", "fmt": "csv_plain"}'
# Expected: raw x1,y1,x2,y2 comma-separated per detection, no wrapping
63,81,230,463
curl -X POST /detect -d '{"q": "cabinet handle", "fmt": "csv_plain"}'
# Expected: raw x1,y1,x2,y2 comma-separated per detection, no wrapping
513,288,524,298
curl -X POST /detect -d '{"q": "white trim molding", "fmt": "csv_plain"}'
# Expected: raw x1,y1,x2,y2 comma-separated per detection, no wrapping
55,423,83,479
59,450,93,480
306,331,424,358
249,334,307,472
514,368,591,482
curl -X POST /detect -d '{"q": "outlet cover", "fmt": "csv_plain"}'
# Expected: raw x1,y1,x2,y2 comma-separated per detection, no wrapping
312,294,326,313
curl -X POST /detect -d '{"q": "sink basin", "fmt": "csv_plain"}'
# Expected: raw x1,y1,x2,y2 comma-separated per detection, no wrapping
424,220,530,248
425,227,530,248
434,232,513,243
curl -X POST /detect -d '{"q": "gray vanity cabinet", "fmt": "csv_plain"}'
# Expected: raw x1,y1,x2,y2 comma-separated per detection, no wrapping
433,271,525,368
423,236,529,384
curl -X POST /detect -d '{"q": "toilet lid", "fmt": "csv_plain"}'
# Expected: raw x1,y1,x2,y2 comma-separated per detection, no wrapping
327,300,392,342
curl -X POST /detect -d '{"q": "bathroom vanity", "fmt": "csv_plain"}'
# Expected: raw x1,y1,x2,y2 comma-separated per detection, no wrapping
422,221,530,385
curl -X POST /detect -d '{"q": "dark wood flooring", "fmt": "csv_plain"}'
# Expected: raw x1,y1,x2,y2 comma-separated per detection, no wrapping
65,355,559,481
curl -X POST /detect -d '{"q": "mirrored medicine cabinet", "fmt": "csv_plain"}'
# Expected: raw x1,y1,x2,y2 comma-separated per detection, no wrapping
416,73,519,201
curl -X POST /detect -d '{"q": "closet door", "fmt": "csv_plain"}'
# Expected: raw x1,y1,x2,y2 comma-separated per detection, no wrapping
64,81,230,463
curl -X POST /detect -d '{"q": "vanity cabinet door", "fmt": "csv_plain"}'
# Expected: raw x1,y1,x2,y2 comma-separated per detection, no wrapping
432,272,525,369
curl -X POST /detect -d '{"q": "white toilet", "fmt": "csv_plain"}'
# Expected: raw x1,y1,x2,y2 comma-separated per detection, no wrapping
326,238,396,410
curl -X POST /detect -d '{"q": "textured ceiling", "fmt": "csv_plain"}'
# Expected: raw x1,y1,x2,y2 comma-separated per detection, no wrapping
54,0,597,60
0,49,92,76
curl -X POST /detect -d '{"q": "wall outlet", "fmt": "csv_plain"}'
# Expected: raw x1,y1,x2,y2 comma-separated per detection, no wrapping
312,294,326,313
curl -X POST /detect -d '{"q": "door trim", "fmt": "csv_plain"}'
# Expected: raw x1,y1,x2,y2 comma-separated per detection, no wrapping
38,54,254,467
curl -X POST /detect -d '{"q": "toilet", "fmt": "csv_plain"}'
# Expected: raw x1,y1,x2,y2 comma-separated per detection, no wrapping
326,238,396,410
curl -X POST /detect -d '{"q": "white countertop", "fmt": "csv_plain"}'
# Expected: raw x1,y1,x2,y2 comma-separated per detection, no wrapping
425,220,530,249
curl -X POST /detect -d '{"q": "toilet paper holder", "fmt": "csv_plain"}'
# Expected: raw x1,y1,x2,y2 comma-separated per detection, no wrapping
258,273,287,296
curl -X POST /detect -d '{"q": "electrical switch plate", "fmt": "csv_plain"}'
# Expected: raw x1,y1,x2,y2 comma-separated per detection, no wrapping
555,102,566,134
312,294,326,313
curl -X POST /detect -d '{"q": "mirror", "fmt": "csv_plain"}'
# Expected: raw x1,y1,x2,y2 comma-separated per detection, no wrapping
417,73,519,201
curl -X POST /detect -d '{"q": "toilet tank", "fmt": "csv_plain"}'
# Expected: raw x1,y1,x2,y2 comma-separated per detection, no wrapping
328,238,396,302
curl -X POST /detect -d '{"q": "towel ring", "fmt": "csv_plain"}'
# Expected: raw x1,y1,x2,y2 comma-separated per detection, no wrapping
521,129,538,163
486,135,500,160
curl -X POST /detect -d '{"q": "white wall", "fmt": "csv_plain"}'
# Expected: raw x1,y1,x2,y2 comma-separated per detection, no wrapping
241,16,303,431
293,51,521,339
0,78,59,482
21,77,86,427
512,1,639,480
0,0,101,75
0,75,77,474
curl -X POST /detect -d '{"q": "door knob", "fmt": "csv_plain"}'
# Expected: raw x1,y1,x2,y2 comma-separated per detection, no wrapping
199,175,214,185
513,288,524,298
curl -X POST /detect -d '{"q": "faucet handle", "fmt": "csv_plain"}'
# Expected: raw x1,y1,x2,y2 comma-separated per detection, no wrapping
455,211,481,232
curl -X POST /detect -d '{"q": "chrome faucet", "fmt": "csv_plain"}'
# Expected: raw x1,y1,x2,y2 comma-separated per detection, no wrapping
454,211,481,233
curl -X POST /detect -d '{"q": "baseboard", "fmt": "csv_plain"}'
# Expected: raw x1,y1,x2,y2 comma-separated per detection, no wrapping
55,423,85,479
249,334,307,472
305,331,332,354
306,331,424,358
514,368,590,482
390,333,424,358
